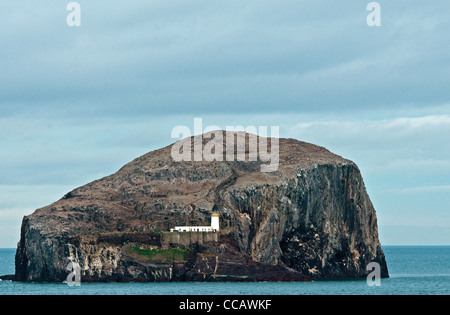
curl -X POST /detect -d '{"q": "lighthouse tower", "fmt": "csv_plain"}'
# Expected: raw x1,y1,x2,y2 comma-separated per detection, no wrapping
211,212,220,232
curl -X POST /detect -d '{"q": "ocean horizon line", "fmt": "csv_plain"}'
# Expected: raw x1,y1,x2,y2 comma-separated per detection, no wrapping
0,245,449,250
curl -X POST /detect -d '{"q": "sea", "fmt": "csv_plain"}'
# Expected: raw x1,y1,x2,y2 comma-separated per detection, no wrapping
0,246,448,295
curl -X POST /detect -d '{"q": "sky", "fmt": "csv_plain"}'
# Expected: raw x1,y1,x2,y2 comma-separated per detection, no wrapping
0,1,449,247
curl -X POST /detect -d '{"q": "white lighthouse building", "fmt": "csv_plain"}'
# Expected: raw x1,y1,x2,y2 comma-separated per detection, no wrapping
211,212,219,231
170,211,220,233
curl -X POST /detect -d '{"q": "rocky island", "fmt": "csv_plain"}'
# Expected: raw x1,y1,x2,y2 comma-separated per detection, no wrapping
8,131,388,282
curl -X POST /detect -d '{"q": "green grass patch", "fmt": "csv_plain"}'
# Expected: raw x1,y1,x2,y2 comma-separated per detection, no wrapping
126,246,189,263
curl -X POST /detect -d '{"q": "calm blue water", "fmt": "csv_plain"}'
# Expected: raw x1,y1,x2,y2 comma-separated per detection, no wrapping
0,246,448,295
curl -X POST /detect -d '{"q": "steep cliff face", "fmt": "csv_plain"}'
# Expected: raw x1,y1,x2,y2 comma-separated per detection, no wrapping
13,131,388,282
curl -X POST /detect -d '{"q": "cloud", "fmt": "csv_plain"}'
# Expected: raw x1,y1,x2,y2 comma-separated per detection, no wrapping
0,1,449,246
0,185,74,210
1,1,449,117
390,185,450,194
379,225,450,246
284,115,450,162
0,208,33,221
284,114,450,229
0,208,34,248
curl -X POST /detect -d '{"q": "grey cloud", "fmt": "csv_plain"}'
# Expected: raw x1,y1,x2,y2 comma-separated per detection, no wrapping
1,1,449,117
1,1,449,246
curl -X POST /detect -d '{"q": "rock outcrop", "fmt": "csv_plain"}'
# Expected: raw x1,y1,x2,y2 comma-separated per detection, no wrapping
13,131,388,282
